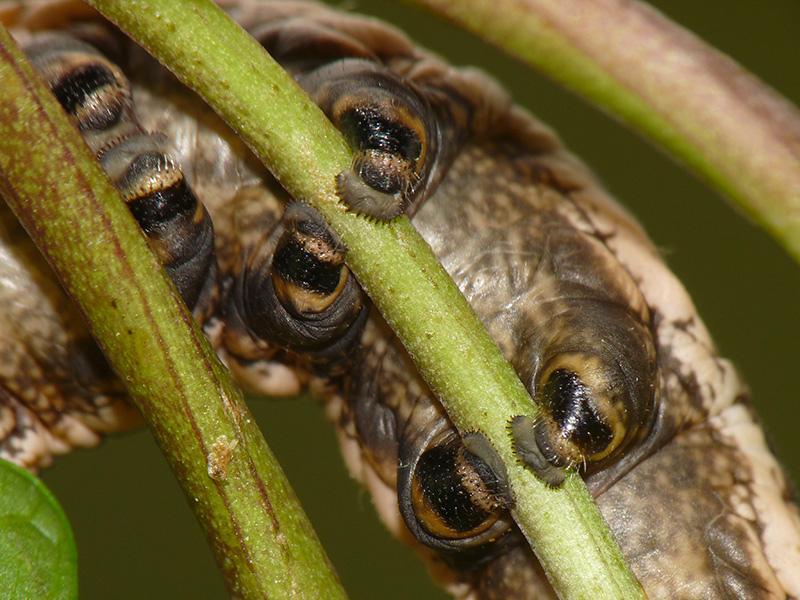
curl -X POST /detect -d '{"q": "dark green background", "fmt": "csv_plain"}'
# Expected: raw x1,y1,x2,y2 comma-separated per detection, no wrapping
40,1,800,598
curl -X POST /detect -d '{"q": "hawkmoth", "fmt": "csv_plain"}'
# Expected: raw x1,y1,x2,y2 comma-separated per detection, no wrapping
1,1,800,597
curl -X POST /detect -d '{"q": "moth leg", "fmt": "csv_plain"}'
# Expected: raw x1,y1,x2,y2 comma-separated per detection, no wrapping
21,31,219,319
396,405,515,565
509,320,658,489
342,335,515,565
250,21,439,221
509,416,566,488
243,4,511,217
526,312,656,476
460,226,661,488
302,60,437,221
229,202,368,367
515,292,657,487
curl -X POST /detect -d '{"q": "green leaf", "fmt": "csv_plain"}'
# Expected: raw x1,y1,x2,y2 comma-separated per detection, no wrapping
0,460,77,600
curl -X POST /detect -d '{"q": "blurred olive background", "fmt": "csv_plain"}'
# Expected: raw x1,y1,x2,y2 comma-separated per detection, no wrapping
39,1,800,599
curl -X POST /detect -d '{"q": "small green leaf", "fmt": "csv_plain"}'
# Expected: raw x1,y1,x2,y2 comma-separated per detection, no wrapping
0,460,77,600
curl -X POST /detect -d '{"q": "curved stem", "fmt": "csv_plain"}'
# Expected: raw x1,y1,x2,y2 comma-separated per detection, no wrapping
402,0,800,264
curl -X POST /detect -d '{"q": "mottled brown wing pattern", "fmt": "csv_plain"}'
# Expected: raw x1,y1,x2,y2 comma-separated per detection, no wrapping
0,1,798,599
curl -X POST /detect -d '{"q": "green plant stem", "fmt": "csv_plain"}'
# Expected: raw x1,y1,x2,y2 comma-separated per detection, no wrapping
402,0,800,265
0,23,346,600
83,0,646,598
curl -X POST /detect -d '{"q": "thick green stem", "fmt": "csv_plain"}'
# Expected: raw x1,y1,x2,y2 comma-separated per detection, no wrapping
402,0,800,265
0,22,346,600
82,0,645,598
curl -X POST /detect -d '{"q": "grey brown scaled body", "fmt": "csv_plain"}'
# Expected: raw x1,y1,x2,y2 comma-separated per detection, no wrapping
0,1,798,599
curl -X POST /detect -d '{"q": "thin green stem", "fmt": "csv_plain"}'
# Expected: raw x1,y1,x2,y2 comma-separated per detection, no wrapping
83,0,646,598
402,0,800,265
0,22,346,600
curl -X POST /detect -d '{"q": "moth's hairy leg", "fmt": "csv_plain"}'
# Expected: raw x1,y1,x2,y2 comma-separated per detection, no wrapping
20,30,219,319
515,300,658,484
397,427,514,561
229,202,368,367
509,416,566,488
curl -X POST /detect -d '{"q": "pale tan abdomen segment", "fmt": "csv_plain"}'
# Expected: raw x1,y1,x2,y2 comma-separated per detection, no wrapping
0,201,137,471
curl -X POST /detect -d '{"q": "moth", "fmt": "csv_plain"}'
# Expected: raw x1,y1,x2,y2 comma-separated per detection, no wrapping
1,1,798,598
